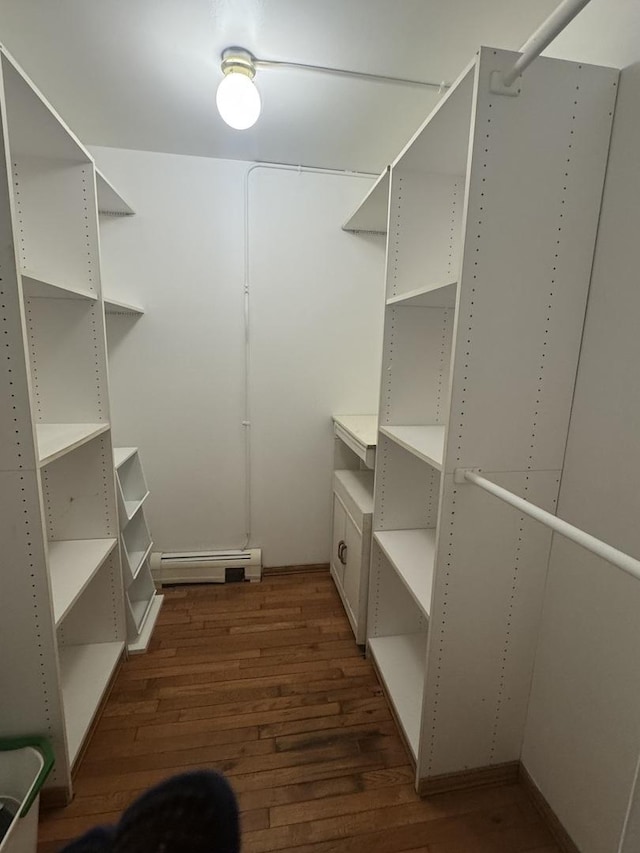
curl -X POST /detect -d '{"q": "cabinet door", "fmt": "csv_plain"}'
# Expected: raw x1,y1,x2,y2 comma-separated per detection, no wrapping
331,494,347,585
343,512,363,625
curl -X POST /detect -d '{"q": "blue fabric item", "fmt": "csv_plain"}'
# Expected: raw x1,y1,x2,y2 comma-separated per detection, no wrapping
59,771,240,853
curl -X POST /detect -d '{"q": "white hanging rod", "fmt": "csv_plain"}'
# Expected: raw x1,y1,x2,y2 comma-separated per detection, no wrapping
253,57,449,91
502,0,594,88
460,469,640,583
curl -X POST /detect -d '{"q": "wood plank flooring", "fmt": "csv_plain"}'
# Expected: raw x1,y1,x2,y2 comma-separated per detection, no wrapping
38,570,559,853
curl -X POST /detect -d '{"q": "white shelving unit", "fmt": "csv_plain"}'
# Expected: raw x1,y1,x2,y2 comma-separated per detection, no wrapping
0,46,127,801
114,447,163,654
355,47,619,794
330,415,377,644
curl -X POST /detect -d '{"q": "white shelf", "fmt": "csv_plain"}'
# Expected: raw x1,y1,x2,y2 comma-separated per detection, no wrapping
368,634,425,759
379,425,445,471
334,469,374,517
333,414,378,468
113,447,138,469
374,529,436,616
59,641,124,765
36,423,110,467
96,169,135,216
387,281,457,308
342,168,390,234
123,495,149,522
104,297,144,315
49,538,118,625
127,594,164,655
22,270,96,302
130,595,154,632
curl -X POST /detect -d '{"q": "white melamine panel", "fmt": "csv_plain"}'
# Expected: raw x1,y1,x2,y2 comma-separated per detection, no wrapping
333,414,378,466
95,149,385,562
445,49,618,475
116,450,149,528
57,550,124,646
374,529,436,616
394,62,475,176
42,434,117,540
0,243,37,473
0,470,68,789
25,298,109,424
342,168,389,234
36,423,109,467
104,297,143,315
379,425,445,471
1,53,88,163
380,306,453,426
421,470,560,779
374,434,440,532
387,172,463,299
96,169,134,215
127,593,163,655
113,447,137,469
121,510,152,584
330,494,346,587
387,282,457,308
59,641,124,764
127,567,155,630
50,538,118,625
522,63,640,853
368,546,427,639
368,634,426,759
22,272,95,301
333,469,374,524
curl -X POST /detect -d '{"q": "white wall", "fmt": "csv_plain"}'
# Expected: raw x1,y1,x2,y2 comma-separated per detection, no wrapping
521,62,640,853
93,147,384,566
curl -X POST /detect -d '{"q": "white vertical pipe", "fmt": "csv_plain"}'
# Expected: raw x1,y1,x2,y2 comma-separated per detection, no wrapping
502,0,594,87
463,470,640,582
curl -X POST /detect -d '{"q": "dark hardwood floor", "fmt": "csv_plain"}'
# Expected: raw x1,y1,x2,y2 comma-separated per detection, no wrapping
38,570,559,853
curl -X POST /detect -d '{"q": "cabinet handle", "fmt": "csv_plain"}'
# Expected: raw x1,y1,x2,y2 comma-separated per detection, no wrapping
338,540,347,565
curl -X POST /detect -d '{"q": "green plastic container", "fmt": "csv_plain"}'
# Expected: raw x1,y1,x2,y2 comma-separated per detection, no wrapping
0,739,54,853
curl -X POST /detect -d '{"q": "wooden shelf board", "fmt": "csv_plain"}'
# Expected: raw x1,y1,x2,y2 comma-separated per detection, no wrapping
368,634,425,759
334,470,374,517
37,423,110,467
127,594,164,655
59,641,125,765
379,425,445,470
50,538,118,625
113,447,138,469
22,270,96,302
104,297,144,316
387,281,457,308
96,170,135,215
374,529,436,616
342,168,390,234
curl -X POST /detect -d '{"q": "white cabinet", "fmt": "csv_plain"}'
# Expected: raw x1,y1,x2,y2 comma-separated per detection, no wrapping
114,447,163,654
345,47,618,793
330,416,376,644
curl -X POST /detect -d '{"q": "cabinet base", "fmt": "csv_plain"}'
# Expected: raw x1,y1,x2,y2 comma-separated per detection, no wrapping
417,760,519,796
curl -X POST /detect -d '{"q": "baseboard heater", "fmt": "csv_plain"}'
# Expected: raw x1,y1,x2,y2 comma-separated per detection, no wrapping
150,549,262,584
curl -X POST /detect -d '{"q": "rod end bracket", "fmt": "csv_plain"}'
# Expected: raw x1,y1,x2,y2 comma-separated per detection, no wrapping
454,467,482,484
490,71,521,97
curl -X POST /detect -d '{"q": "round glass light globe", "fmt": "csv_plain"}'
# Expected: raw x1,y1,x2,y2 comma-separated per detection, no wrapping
216,72,261,130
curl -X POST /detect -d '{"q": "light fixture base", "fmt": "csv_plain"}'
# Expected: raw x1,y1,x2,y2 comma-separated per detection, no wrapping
221,47,256,80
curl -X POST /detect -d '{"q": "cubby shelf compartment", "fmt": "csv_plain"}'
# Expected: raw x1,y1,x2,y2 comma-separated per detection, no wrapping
59,641,124,765
113,447,137,468
96,169,134,216
127,595,164,655
342,167,390,234
122,511,153,585
374,529,436,616
36,423,110,467
115,450,150,527
104,297,144,315
50,538,118,625
387,281,457,308
368,634,425,760
379,425,445,471
22,270,96,302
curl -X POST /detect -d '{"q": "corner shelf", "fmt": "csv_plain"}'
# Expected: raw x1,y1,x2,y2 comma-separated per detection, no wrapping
22,270,97,302
373,529,436,617
50,538,118,625
96,169,134,216
368,634,425,759
379,425,445,471
342,167,390,234
36,423,110,467
387,281,457,308
59,641,124,765
104,297,144,316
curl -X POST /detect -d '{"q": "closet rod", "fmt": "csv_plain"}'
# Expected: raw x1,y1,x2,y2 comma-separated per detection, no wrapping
460,469,640,583
502,0,594,87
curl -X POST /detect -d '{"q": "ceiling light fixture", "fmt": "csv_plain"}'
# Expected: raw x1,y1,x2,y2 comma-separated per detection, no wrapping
216,48,261,130
216,46,451,131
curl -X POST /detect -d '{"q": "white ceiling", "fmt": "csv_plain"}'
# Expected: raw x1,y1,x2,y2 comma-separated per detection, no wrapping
0,0,633,173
